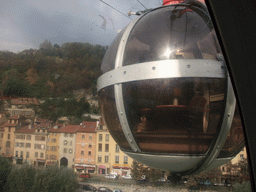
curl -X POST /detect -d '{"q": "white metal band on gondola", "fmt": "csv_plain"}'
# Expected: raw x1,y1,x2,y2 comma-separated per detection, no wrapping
97,60,225,91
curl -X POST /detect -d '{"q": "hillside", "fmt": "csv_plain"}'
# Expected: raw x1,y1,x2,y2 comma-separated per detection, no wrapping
0,40,107,99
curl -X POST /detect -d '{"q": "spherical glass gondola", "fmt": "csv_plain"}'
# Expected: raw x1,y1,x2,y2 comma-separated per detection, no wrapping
97,1,244,175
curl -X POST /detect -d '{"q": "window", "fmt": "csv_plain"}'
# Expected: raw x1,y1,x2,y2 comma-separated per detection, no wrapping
115,155,119,163
15,151,18,157
52,138,56,143
105,134,109,142
98,143,102,152
81,150,84,155
40,153,44,158
20,151,23,157
6,141,10,148
105,144,109,152
8,127,10,132
35,152,38,158
15,142,19,147
1,133,3,138
69,149,73,154
88,151,91,156
64,133,68,137
124,156,128,164
105,155,109,163
99,134,102,141
64,140,68,145
26,152,29,158
82,135,85,139
98,156,102,163
116,144,120,153
35,136,45,141
64,148,67,153
89,135,92,140
69,133,73,137
27,135,31,140
240,154,244,160
26,143,31,148
82,142,85,147
89,143,92,148
20,143,24,148
8,134,10,139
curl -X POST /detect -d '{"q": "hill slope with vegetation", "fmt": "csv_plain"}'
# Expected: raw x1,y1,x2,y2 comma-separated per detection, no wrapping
0,40,107,99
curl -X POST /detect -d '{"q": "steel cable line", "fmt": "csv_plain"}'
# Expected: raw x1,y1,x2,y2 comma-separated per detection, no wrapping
99,0,132,20
136,0,147,9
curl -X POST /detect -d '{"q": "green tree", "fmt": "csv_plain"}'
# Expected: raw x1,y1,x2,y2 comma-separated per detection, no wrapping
33,166,78,192
4,164,36,192
233,181,252,192
0,156,12,192
3,78,31,97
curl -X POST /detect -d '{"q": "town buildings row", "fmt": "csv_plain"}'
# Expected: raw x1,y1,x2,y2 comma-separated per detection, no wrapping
0,97,249,181
0,114,133,176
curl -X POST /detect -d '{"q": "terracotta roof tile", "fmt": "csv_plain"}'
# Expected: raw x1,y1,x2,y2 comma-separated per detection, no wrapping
60,125,79,133
33,122,51,129
77,121,97,133
15,126,35,134
11,98,39,105
9,115,19,120
48,124,64,132
1,122,17,127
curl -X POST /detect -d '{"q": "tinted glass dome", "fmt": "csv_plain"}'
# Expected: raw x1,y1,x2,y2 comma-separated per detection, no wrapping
123,5,219,65
98,3,244,174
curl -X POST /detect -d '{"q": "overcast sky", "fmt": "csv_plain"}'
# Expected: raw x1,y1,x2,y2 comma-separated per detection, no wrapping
1,0,162,53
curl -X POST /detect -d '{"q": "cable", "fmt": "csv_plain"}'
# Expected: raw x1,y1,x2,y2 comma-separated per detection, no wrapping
136,0,147,9
99,0,132,20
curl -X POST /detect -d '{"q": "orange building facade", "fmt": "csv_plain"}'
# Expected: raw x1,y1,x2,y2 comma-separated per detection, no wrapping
74,121,98,174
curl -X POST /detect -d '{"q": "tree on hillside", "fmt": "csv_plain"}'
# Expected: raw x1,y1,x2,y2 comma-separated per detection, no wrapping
3,79,31,97
0,156,12,192
26,68,39,85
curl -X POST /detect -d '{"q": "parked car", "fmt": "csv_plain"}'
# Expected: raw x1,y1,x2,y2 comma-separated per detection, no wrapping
121,174,132,179
157,177,167,182
98,187,112,192
105,174,117,179
112,189,122,192
76,184,97,192
199,180,211,186
79,173,91,178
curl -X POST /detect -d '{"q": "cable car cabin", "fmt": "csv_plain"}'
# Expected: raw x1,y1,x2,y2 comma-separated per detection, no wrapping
97,1,244,175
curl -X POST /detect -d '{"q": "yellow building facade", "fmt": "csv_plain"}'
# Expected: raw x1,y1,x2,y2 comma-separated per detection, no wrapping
95,118,133,176
46,124,62,166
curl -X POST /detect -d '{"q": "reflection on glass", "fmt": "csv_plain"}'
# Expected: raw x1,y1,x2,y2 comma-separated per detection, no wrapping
123,78,226,154
123,6,220,65
98,86,132,151
218,106,245,158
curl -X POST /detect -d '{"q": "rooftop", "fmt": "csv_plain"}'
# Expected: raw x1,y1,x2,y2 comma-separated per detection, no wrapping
77,121,97,133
